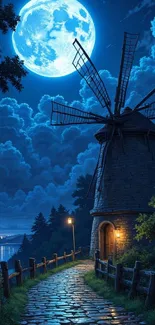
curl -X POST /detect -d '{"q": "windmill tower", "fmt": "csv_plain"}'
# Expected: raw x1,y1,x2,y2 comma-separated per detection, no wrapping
51,32,155,259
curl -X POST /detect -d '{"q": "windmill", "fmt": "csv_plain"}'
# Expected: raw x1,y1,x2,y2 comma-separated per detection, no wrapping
51,32,155,258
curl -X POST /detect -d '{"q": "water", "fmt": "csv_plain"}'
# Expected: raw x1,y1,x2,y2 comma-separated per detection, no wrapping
0,244,20,262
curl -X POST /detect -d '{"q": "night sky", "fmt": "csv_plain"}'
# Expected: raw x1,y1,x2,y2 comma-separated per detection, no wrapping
0,0,155,235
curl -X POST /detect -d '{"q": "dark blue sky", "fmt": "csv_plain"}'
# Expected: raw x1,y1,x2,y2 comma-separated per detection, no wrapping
0,0,155,235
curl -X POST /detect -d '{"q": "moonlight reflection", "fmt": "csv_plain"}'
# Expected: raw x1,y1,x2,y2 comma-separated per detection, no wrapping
12,0,96,78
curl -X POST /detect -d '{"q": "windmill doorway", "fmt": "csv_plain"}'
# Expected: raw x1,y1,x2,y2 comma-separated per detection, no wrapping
99,222,115,260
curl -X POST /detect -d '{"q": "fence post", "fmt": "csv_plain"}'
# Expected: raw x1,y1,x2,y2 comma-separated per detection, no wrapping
29,258,36,279
42,257,47,274
71,250,75,262
53,253,58,268
63,251,67,263
107,259,113,281
1,261,10,298
128,261,141,299
100,262,105,279
145,274,155,308
95,249,100,277
115,263,123,293
15,260,23,286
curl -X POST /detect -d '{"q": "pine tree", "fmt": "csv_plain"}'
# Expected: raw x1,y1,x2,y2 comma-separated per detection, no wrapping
19,233,30,254
0,1,27,92
72,174,93,210
72,174,94,247
31,212,48,245
57,204,68,229
48,206,57,230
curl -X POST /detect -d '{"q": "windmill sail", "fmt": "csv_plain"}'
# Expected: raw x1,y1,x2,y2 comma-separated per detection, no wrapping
134,88,155,110
86,162,99,199
72,39,112,117
51,101,108,126
114,32,139,115
86,146,103,198
131,88,155,120
136,102,155,120
97,126,116,193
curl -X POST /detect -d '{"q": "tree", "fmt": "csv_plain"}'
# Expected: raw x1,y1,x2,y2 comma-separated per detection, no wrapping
48,206,58,232
19,233,30,254
72,174,94,210
135,196,155,242
53,204,68,231
57,204,68,222
72,174,94,247
0,1,20,33
31,212,48,246
0,1,27,92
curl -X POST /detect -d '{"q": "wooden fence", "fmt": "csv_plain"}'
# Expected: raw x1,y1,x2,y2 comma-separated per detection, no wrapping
0,247,82,299
95,249,155,308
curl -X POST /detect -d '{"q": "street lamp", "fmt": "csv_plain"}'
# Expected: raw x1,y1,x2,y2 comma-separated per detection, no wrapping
67,217,76,253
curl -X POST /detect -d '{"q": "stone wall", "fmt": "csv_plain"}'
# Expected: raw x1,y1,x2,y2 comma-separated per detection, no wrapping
90,213,137,257
93,136,155,213
90,133,155,257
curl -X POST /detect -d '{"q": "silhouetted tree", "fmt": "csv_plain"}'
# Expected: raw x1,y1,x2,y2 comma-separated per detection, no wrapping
55,204,69,230
48,206,58,232
72,174,94,247
0,1,27,92
73,174,93,210
0,1,20,33
31,212,48,246
19,233,31,254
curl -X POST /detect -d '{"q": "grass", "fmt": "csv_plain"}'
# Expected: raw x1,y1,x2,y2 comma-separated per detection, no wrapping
0,260,80,325
84,270,155,325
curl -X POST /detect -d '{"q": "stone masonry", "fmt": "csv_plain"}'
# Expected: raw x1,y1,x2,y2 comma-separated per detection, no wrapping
90,110,155,257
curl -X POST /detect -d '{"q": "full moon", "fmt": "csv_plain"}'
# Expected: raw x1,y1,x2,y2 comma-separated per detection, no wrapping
12,0,96,78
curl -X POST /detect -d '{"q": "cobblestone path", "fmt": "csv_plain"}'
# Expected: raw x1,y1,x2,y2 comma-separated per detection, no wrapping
21,261,145,325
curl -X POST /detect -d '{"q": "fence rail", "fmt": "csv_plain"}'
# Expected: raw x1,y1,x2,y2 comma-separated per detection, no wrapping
95,249,155,309
0,247,82,299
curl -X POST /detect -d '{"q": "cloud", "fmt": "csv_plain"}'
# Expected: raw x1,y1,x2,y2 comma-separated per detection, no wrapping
125,18,155,107
0,15,155,232
137,30,155,52
0,141,31,194
123,0,155,20
79,70,117,113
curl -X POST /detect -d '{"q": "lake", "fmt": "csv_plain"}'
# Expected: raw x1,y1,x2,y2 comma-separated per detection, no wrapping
0,244,20,262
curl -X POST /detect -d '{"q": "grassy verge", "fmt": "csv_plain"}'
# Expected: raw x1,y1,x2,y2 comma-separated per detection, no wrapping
84,270,155,325
0,260,80,325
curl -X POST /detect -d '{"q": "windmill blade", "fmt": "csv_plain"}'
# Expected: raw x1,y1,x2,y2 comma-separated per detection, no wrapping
72,39,112,118
51,101,108,126
86,148,101,198
114,32,139,115
97,126,115,196
136,102,155,120
86,163,98,199
134,88,155,110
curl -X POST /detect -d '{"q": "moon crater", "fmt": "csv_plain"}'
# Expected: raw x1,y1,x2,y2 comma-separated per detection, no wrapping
12,0,96,77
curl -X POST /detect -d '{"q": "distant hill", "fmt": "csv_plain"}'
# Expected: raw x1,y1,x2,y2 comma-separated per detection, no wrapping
0,234,31,244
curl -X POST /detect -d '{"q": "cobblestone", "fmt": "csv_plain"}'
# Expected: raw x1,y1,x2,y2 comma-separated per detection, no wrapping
21,261,144,325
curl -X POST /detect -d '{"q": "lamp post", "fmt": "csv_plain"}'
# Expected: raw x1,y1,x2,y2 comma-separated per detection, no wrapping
67,217,76,253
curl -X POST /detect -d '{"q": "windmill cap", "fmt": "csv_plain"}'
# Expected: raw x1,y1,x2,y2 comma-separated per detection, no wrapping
95,110,155,143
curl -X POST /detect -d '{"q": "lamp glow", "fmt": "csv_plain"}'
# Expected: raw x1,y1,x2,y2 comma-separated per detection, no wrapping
68,217,73,225
67,217,75,252
116,231,120,238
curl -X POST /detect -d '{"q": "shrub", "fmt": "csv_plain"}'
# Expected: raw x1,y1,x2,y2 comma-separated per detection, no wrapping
116,246,155,269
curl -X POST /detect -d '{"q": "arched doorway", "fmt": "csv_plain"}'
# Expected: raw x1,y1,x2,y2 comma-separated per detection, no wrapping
99,222,115,260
